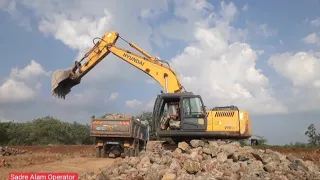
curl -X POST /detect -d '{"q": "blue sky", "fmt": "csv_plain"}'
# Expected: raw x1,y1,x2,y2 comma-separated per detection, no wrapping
0,0,319,145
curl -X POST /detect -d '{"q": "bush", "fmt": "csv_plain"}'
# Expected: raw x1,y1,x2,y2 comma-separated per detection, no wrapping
0,116,94,146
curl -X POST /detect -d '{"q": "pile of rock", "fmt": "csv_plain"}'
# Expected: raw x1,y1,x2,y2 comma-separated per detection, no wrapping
0,146,26,156
104,113,132,121
80,140,320,180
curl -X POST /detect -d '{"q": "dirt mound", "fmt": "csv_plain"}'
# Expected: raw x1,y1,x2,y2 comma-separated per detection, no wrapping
0,146,26,156
80,140,320,180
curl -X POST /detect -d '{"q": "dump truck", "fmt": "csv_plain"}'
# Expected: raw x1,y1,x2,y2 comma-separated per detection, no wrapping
90,113,149,158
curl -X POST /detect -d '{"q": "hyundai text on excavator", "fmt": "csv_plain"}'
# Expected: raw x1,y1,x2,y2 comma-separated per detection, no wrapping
51,30,252,154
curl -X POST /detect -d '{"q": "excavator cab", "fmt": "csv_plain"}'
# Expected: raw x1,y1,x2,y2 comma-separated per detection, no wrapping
152,92,207,138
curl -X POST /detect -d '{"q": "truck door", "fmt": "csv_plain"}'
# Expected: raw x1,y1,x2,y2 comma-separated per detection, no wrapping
180,96,207,131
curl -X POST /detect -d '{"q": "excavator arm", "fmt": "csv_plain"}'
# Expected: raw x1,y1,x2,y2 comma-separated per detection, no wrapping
51,30,184,99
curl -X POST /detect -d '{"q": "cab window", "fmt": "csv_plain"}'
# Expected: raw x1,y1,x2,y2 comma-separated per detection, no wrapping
182,97,204,115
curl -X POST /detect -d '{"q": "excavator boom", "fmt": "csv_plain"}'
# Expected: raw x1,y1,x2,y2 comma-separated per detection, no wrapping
52,31,184,98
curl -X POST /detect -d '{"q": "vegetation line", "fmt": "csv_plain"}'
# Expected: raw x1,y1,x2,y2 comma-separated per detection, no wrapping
0,112,319,148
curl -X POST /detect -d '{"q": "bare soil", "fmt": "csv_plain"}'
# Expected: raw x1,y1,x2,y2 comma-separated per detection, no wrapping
261,146,320,166
0,145,113,180
0,145,319,180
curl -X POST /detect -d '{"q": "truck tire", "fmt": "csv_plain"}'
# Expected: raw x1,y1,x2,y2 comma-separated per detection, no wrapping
95,147,101,158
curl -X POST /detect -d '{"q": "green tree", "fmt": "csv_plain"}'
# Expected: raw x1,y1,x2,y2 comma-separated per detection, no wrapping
69,121,94,145
1,116,94,146
305,124,320,146
0,122,11,145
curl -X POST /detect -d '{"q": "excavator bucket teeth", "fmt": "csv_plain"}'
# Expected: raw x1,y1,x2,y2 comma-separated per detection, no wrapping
51,69,80,99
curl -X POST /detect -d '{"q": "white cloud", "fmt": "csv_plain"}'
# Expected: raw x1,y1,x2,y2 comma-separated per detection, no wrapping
0,0,31,30
0,0,289,116
168,1,286,115
301,33,320,45
242,4,248,11
311,17,320,27
268,51,320,112
38,11,112,50
149,32,171,48
157,0,215,42
268,52,320,87
54,88,100,106
18,0,169,88
126,99,142,109
0,60,48,103
256,50,265,55
140,7,167,21
279,40,283,44
108,92,119,100
245,21,277,39
0,0,172,119
0,79,35,103
259,24,277,37
10,60,51,81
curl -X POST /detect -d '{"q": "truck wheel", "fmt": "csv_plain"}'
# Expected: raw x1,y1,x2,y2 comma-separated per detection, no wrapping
95,147,101,158
129,148,134,157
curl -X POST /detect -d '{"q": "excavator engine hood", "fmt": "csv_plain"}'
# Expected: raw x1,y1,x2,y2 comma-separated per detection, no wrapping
51,69,80,99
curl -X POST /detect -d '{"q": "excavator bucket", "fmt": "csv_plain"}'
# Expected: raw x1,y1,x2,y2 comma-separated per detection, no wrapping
51,69,80,99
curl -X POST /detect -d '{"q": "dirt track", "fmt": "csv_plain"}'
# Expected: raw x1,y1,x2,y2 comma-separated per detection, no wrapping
0,145,319,180
0,145,114,180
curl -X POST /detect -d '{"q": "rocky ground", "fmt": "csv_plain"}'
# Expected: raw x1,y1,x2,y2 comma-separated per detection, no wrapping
0,143,319,180
0,146,26,156
80,140,320,180
0,146,27,168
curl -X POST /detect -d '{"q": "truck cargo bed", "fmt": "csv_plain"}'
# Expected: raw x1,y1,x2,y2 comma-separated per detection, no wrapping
90,117,148,141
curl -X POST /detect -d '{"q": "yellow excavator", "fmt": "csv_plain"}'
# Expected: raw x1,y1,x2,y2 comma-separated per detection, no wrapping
51,30,252,151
